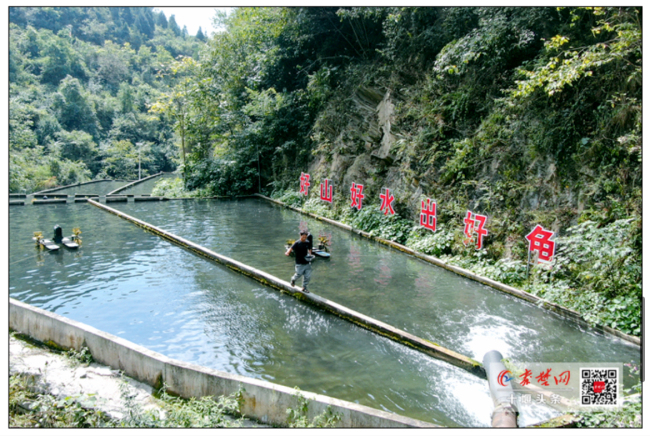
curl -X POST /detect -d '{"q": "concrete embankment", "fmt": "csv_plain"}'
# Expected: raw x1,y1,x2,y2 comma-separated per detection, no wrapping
9,298,436,428
88,199,485,378
32,179,130,196
255,194,640,347
32,198,67,205
107,172,164,195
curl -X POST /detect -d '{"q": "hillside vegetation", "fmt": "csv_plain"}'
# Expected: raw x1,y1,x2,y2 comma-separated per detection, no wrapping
9,7,207,193
9,7,641,336
178,7,641,336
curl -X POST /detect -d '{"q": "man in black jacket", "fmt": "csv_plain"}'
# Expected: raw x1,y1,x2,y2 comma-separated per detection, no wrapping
285,230,313,293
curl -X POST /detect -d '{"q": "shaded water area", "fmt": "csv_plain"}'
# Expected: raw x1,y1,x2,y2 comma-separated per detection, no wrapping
37,180,132,196
110,199,641,375
10,203,560,427
115,172,178,196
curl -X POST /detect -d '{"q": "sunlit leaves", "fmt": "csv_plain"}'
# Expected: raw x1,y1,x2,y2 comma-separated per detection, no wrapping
510,7,641,98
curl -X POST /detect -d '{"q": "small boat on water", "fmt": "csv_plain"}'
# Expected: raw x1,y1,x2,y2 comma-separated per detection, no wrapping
313,249,330,258
38,239,59,251
285,233,331,259
33,233,59,251
60,236,79,249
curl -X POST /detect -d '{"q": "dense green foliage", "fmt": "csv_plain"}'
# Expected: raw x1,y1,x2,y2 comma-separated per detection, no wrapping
150,176,207,198
9,7,206,193
168,7,641,336
9,7,642,336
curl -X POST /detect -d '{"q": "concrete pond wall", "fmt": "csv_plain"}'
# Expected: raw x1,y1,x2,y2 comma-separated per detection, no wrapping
107,172,163,195
10,298,436,428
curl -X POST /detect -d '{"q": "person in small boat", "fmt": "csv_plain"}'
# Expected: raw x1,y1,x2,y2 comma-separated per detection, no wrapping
285,230,313,293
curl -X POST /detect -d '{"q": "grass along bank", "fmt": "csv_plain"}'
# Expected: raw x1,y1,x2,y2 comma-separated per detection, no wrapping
273,190,641,339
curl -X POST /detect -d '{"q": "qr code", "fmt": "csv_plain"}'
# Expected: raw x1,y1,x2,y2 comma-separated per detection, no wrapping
580,368,618,406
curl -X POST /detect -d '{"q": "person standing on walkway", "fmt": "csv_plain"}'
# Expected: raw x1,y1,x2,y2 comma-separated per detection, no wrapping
285,230,313,293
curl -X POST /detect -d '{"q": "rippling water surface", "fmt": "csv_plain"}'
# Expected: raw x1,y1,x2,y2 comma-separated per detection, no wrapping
10,199,639,426
9,203,522,426
111,199,640,364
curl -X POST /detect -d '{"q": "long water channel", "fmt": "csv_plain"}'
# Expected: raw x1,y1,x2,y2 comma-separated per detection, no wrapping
39,180,132,196
9,197,640,426
114,172,178,196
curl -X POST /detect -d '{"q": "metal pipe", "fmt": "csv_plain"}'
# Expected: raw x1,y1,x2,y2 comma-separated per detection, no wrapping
483,350,518,428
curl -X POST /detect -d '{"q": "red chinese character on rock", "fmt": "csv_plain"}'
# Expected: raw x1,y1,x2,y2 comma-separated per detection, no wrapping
525,225,556,264
299,172,310,196
350,183,364,210
536,368,552,387
554,370,571,386
320,179,333,203
474,214,488,249
519,369,533,386
463,210,488,249
463,211,475,243
420,198,437,232
379,188,395,216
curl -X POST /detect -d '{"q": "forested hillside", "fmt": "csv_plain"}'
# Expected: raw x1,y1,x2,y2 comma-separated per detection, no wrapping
9,7,207,193
172,7,641,336
9,7,642,337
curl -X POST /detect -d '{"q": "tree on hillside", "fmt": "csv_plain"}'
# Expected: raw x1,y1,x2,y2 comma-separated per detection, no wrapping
168,14,181,36
149,56,198,166
52,129,99,173
155,10,168,28
40,31,76,84
135,11,154,39
196,26,206,41
95,40,134,92
52,75,99,138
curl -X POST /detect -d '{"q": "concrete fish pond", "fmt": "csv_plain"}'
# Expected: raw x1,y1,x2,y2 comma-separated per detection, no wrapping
9,198,640,427
107,199,640,357
10,203,504,427
33,179,134,196
110,172,177,196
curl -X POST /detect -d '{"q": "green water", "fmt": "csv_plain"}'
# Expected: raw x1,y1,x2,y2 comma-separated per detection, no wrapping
10,199,639,426
110,198,640,365
36,180,132,196
9,203,519,426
